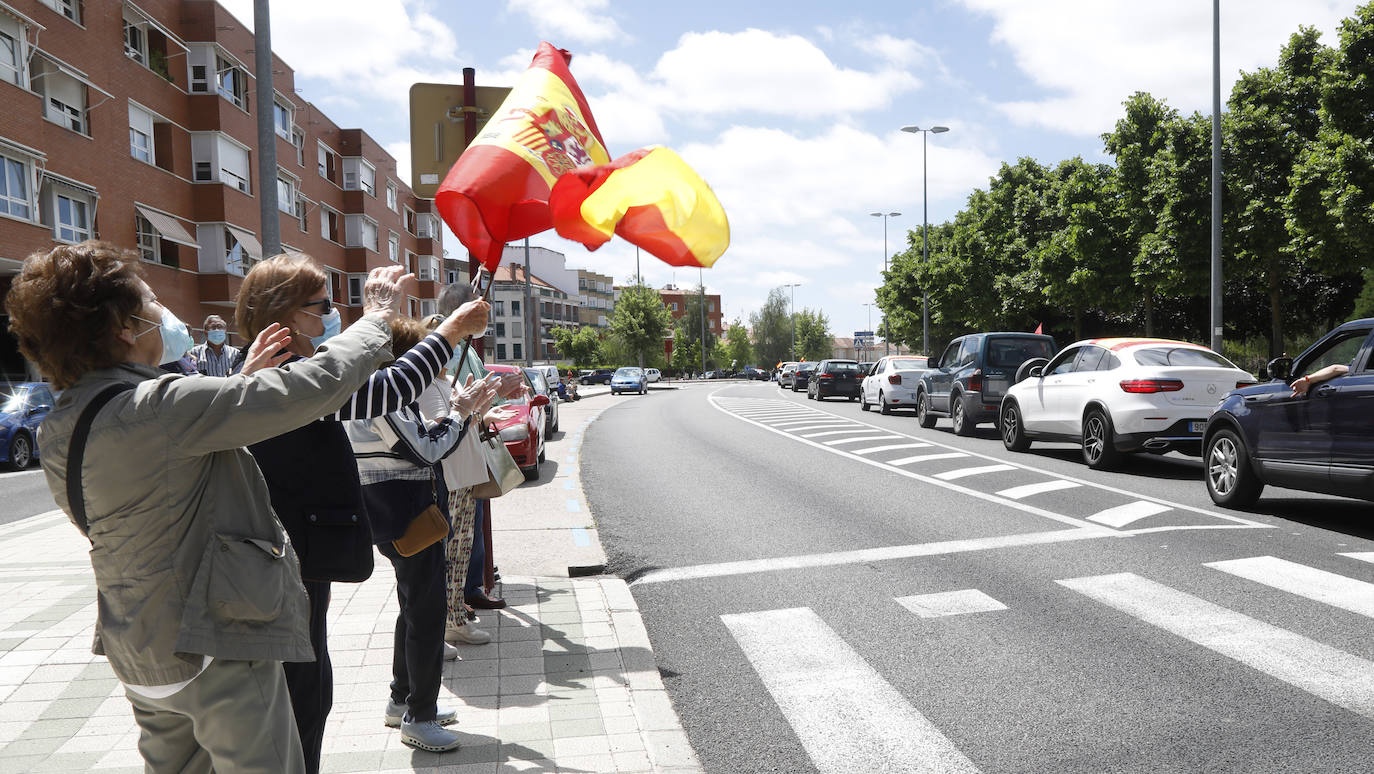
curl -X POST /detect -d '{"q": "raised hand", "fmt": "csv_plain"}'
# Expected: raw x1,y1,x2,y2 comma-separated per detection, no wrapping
435,299,492,345
239,323,293,375
362,265,414,319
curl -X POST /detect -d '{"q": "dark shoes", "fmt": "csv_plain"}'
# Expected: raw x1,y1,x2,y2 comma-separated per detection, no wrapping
465,591,507,610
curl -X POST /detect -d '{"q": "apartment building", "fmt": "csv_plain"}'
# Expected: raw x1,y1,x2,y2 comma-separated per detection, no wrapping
0,0,441,378
576,268,613,329
655,285,723,337
484,264,578,364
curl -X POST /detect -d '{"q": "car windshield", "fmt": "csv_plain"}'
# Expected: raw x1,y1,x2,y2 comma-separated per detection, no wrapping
0,388,26,413
891,358,926,370
1133,347,1237,369
615,368,642,377
827,362,860,373
986,338,1055,369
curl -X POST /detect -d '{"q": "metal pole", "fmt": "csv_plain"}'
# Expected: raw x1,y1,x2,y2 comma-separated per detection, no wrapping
789,284,797,361
461,67,483,359
1210,0,1224,353
523,238,533,366
252,0,280,257
699,268,707,375
636,247,641,285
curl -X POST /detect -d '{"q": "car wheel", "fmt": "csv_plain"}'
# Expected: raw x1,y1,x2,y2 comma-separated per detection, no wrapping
7,432,32,470
860,392,871,411
951,393,974,436
1205,428,1263,508
522,465,540,481
879,390,892,415
1082,408,1122,470
916,391,936,428
1000,401,1031,452
538,445,546,463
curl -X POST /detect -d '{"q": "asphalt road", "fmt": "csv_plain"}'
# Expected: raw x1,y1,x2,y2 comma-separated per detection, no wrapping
0,467,55,525
585,380,1374,774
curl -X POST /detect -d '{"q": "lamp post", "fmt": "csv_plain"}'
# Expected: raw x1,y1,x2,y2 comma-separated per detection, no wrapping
1210,0,1223,353
785,282,801,361
862,301,875,360
868,211,900,355
900,124,949,355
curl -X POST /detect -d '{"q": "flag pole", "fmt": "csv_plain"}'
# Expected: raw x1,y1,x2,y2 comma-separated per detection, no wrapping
449,252,501,388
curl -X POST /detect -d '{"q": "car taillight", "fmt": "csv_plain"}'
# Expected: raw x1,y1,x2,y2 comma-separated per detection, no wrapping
888,374,902,385
1236,380,1256,389
819,373,833,379
1119,379,1184,393
968,369,983,392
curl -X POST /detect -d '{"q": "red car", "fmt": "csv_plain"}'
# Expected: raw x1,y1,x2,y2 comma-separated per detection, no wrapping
484,364,551,479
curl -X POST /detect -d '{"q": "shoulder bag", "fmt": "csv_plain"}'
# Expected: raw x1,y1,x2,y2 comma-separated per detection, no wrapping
472,423,523,499
67,383,135,537
392,473,449,557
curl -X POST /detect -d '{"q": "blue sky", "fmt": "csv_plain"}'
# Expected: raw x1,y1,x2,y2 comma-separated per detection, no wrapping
222,0,1362,348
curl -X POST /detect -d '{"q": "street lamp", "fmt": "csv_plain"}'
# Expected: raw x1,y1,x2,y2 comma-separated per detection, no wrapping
869,211,900,355
862,302,875,360
785,282,801,361
900,124,949,355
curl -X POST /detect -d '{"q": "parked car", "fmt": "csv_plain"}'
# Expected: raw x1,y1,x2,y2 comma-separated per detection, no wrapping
917,332,1058,435
580,367,615,385
808,359,863,401
1203,319,1374,507
611,366,648,395
999,338,1255,469
484,365,550,479
523,367,561,435
533,364,563,391
861,356,932,414
778,362,799,388
645,368,661,383
747,366,771,381
791,362,818,392
0,382,54,471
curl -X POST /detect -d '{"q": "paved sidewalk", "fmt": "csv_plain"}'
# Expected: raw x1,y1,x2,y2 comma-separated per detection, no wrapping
0,392,702,773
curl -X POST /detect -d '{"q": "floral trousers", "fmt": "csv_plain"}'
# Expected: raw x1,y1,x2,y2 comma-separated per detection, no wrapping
443,485,478,630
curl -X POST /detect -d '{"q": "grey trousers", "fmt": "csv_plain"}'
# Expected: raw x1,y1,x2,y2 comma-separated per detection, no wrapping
124,658,306,774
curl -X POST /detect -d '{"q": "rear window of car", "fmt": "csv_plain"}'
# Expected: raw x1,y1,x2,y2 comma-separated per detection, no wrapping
1132,347,1237,369
986,338,1055,368
891,358,926,370
798,363,816,371
826,362,860,373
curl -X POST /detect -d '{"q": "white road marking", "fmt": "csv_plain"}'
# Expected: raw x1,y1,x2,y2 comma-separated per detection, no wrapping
933,464,1017,481
1059,572,1374,719
1085,501,1171,528
888,452,969,466
722,607,982,774
896,589,1007,618
997,480,1081,500
824,435,903,447
632,527,1119,585
1339,552,1374,565
800,428,872,439
1207,556,1374,619
768,419,849,428
786,423,862,433
852,443,931,455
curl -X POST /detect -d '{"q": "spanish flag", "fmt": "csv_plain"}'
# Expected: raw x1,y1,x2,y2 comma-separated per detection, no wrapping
549,146,730,268
435,43,610,271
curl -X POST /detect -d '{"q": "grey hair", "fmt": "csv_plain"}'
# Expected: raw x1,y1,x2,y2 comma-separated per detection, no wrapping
438,282,475,315
203,314,226,328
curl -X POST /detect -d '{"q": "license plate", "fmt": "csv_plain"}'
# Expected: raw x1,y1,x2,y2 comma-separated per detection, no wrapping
1188,421,1206,433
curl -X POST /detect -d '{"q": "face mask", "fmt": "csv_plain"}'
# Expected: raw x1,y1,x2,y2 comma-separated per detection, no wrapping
133,308,194,365
309,308,341,351
207,329,227,345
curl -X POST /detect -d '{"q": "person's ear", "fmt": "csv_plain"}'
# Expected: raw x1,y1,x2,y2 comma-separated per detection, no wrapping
114,318,138,348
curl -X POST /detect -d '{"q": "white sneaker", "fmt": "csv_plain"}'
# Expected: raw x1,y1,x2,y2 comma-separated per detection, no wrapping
443,642,459,661
445,620,492,645
384,700,457,728
400,714,461,752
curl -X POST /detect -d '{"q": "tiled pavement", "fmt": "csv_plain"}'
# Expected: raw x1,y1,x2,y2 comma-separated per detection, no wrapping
0,391,702,774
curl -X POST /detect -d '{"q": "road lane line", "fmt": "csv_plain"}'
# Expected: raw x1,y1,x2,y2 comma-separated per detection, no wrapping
721,607,982,774
997,480,1081,500
896,590,1007,618
1086,501,1171,528
787,423,862,433
1059,572,1374,719
632,527,1119,585
933,464,1016,481
824,435,903,447
1338,552,1374,565
853,443,931,455
1207,556,1374,619
800,428,872,439
888,452,968,466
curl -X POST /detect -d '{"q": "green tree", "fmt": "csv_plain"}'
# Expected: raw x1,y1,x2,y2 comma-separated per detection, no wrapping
608,285,672,368
676,285,717,359
724,319,752,368
749,288,792,366
793,308,833,361
550,325,603,367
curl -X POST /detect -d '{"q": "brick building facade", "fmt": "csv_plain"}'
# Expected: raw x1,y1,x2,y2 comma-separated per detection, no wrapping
0,0,440,378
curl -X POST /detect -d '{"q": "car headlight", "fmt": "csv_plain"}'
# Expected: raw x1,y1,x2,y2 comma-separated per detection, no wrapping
498,425,529,441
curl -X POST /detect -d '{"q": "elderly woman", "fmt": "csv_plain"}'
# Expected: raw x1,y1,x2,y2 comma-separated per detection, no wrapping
234,254,491,773
4,241,415,773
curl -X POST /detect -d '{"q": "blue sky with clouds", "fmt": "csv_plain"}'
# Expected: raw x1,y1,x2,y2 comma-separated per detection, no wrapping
222,0,1363,347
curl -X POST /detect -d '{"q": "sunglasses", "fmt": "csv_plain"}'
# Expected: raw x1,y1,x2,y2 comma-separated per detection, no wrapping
301,298,333,315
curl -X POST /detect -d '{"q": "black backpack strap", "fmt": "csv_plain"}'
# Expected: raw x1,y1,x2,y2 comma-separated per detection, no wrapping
66,383,135,537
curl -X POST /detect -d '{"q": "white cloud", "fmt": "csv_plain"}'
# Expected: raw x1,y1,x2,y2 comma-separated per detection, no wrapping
505,0,627,44
960,0,1358,135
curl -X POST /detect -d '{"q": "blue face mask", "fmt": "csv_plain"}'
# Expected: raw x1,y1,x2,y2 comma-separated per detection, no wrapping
207,329,227,345
133,308,194,366
309,308,342,351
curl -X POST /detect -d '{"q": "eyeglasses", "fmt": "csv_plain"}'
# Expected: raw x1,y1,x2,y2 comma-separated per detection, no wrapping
301,298,333,316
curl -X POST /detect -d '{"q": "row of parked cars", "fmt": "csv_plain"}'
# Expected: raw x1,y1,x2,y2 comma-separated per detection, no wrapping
778,320,1374,510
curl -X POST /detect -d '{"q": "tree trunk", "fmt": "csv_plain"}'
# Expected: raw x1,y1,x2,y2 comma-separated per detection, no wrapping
1269,268,1284,359
1143,293,1154,337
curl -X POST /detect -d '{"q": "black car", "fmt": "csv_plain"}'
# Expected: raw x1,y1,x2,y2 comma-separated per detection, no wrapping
808,359,863,401
791,362,818,392
917,332,1058,435
1204,318,1374,507
580,367,615,385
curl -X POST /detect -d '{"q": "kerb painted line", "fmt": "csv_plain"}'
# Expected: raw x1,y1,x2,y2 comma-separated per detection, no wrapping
1207,556,1374,619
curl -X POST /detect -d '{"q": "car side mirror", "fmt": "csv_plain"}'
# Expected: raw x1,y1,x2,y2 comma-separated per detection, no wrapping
1267,357,1293,382
29,405,51,415
530,394,550,408
1028,366,1044,379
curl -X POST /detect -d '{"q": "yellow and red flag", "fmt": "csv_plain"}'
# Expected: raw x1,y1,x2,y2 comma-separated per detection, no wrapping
435,42,610,271
549,146,730,268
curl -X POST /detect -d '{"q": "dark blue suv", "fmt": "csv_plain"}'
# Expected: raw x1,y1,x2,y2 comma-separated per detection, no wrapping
1203,319,1374,507
1,382,55,470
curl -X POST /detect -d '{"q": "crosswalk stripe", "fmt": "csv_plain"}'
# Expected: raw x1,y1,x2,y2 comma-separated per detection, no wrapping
800,428,871,438
1206,556,1374,619
1059,572,1374,719
996,480,1081,500
887,452,968,466
1085,501,1170,528
896,590,1006,618
824,435,903,447
1338,552,1374,565
722,607,981,774
787,423,860,433
768,418,840,427
933,464,1016,481
853,443,931,455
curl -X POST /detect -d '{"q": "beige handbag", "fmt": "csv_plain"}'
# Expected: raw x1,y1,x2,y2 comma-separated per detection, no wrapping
472,426,523,499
